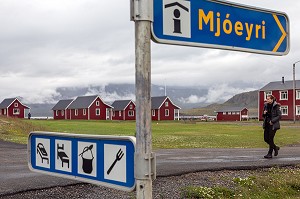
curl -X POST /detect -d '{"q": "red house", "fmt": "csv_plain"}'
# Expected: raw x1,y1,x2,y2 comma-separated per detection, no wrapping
67,95,113,120
52,99,73,120
0,98,30,118
216,107,249,121
111,100,135,120
151,96,180,121
259,78,300,121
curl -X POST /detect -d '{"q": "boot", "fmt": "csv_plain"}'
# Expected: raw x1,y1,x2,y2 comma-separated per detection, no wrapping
264,153,272,159
274,146,280,156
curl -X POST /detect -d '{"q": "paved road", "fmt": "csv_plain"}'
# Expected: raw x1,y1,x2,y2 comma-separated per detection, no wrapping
1,140,300,196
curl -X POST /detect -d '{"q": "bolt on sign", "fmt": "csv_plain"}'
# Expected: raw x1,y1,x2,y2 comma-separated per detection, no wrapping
28,132,136,192
152,0,289,55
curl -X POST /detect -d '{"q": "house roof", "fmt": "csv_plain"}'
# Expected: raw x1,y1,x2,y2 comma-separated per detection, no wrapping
111,100,134,111
216,107,247,113
68,95,112,109
151,96,180,109
0,98,30,109
260,80,300,91
52,99,73,110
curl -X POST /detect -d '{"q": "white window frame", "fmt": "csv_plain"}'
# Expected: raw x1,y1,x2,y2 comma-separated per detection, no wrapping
296,106,300,116
152,110,155,116
128,110,134,117
119,111,121,117
83,109,86,115
296,90,300,100
280,91,288,100
237,112,240,115
113,111,115,117
56,110,58,116
281,106,288,115
14,103,18,107
223,112,226,115
96,108,100,116
13,108,20,115
165,109,169,116
228,112,232,115
96,101,100,106
264,91,272,100
61,110,64,116
4,109,6,115
75,109,78,116
130,104,133,109
165,101,169,107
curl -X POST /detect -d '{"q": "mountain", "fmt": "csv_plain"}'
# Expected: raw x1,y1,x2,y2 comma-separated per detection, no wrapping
181,90,259,116
27,103,55,117
222,90,258,108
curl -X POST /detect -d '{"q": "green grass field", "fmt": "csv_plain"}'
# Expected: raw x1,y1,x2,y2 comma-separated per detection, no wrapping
1,117,299,149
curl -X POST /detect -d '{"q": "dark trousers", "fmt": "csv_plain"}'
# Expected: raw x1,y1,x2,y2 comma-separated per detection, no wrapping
264,124,277,154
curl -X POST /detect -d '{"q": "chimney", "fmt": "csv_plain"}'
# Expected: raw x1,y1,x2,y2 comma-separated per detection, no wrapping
282,76,284,84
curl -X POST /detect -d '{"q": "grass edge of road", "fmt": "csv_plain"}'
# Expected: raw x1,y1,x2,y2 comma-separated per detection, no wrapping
181,165,300,199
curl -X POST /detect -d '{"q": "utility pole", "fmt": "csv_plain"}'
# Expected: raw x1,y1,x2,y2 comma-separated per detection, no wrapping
131,0,155,198
164,79,167,96
293,63,296,124
293,61,300,123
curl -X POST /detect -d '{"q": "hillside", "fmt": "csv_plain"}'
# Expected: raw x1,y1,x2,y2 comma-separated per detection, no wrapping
182,90,258,116
222,90,258,108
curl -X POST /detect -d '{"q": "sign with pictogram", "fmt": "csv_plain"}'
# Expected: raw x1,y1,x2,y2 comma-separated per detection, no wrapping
28,132,136,192
35,138,50,168
104,144,126,182
55,139,72,172
152,0,290,55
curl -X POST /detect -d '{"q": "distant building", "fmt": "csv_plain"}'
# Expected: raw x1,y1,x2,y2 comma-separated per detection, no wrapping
151,96,180,121
111,100,136,120
259,78,300,121
66,95,113,120
0,98,30,118
52,99,73,120
215,107,248,121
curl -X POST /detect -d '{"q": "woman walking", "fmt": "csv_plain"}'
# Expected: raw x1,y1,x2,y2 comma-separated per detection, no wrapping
262,95,281,158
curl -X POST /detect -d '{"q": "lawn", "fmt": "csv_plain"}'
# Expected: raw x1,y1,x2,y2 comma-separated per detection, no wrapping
4,118,299,149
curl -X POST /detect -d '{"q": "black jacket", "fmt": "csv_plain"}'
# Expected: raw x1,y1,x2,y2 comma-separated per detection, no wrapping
262,101,281,130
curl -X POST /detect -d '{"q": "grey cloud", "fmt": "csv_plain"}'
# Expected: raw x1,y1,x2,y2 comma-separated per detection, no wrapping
0,0,299,104
179,84,256,104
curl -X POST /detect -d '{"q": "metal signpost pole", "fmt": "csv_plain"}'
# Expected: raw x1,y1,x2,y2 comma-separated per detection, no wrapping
135,20,152,197
132,0,155,198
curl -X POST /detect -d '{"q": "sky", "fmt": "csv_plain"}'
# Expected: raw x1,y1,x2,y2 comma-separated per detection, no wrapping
0,0,299,104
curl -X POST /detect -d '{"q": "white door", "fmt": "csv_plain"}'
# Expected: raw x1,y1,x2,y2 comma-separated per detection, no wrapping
106,109,110,120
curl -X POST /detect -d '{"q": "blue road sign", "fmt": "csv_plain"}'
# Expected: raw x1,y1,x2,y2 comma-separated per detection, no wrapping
152,0,289,55
28,132,136,192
